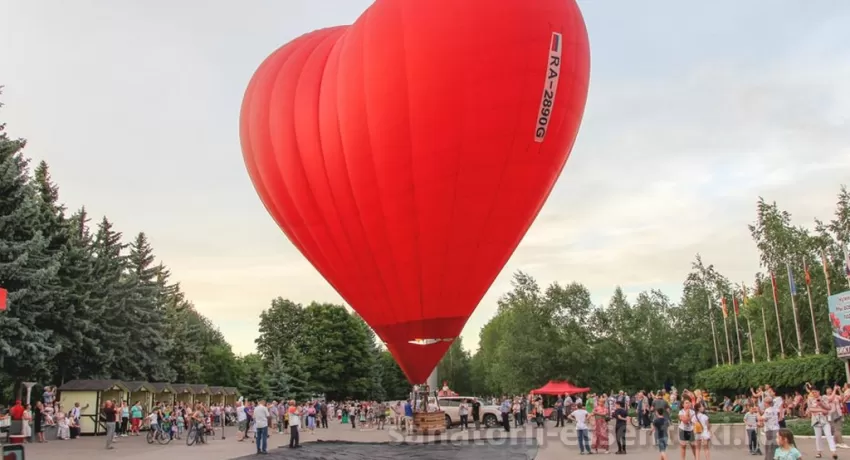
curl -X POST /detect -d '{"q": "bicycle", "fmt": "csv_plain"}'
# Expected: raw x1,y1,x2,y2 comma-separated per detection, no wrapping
186,423,206,446
630,410,656,428
146,425,171,445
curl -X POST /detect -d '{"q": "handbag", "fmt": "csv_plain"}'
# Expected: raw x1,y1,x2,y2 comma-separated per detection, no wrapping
693,410,704,434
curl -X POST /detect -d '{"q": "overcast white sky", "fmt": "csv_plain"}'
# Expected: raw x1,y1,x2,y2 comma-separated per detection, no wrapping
2,0,848,356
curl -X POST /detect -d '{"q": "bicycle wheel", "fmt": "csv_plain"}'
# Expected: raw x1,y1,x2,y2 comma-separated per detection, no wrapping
186,427,197,446
157,430,171,445
146,429,155,444
630,415,639,428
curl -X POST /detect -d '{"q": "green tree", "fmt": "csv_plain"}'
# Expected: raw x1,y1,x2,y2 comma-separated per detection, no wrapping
51,208,103,383
88,217,131,377
279,341,310,401
123,232,174,381
0,108,61,393
255,298,305,359
266,353,292,400
377,350,410,400
437,338,472,395
300,303,374,400
238,354,269,401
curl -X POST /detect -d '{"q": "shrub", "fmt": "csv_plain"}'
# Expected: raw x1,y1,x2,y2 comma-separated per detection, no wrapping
694,354,845,393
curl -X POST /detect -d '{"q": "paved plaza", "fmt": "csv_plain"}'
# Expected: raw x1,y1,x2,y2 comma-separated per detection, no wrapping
17,421,826,460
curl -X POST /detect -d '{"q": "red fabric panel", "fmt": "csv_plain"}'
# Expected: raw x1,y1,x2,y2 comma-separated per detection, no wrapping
386,340,453,384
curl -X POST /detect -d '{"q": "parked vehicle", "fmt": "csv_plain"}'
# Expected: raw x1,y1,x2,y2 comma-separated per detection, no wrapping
437,396,502,428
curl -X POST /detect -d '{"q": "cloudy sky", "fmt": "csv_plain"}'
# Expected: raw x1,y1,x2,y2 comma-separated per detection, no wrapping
1,0,848,356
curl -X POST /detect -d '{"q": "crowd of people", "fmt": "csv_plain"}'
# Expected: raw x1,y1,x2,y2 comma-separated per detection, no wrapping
4,381,850,460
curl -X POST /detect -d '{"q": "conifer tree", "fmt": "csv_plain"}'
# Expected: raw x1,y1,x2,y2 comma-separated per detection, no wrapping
266,353,292,401
280,342,310,401
125,232,174,381
52,208,103,382
88,217,130,377
0,102,61,389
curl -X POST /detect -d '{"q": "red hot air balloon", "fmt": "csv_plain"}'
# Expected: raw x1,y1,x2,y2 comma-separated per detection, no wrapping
240,0,590,383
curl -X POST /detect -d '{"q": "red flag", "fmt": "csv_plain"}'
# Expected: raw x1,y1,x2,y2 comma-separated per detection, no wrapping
770,272,779,303
733,296,740,315
0,287,7,312
803,259,812,286
721,296,728,318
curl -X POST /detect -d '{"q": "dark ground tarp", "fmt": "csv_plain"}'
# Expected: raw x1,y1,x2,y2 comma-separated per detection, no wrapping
232,439,539,460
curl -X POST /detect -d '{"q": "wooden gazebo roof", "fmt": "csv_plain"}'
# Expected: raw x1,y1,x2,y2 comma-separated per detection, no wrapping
150,382,175,393
122,381,156,393
188,384,210,395
208,386,225,395
223,387,239,396
170,384,195,394
59,379,129,392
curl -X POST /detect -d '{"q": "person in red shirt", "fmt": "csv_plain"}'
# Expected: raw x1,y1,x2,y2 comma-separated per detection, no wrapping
9,401,24,420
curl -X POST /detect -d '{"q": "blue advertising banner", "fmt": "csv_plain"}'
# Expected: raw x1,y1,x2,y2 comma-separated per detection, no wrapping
828,291,850,359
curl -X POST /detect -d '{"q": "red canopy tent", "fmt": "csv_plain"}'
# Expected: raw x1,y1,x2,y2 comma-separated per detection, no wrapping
531,380,590,395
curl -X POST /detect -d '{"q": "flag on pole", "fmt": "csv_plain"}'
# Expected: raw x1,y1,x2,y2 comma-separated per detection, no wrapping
0,287,7,312
822,249,831,283
733,295,740,315
803,259,812,286
742,283,749,305
770,272,779,303
787,263,797,295
721,296,728,318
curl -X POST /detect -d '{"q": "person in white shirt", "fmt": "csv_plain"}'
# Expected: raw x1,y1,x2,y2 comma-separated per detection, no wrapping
695,404,711,460
235,402,248,441
677,400,697,460
570,406,590,454
761,396,780,460
288,400,301,449
253,400,270,454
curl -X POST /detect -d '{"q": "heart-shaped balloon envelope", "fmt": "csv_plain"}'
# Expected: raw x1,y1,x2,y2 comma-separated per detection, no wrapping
241,0,590,383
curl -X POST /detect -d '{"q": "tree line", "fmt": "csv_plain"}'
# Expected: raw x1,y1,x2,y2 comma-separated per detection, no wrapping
3,91,849,402
0,96,245,400
460,186,850,395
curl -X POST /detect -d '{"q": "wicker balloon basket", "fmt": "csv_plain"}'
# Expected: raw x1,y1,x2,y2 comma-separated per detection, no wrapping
413,410,445,435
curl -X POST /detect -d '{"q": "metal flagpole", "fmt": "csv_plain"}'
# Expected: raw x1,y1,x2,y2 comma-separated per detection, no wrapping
787,262,804,356
747,318,756,362
722,297,733,364
844,245,850,289
770,271,786,358
733,296,744,363
708,295,720,366
803,258,820,354
759,280,772,361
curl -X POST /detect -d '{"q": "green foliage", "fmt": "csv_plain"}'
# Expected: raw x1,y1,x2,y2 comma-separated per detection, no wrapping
277,341,310,401
238,354,269,401
377,351,410,400
266,353,291,401
694,354,845,392
0,106,61,387
438,337,473,395
253,300,384,400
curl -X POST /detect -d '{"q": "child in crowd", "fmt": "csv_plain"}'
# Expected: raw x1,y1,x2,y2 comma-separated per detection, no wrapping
774,429,801,460
744,405,761,455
